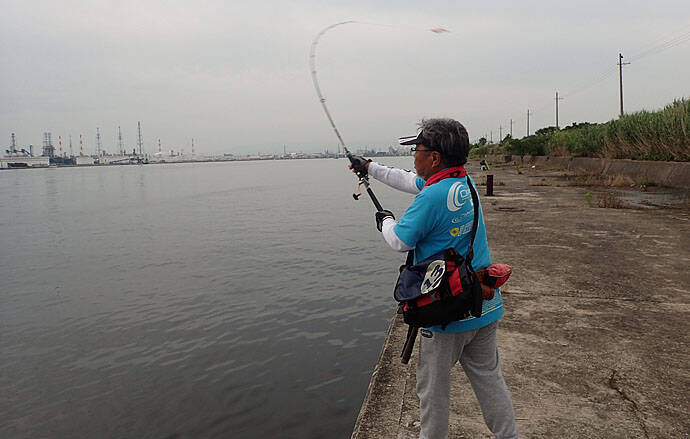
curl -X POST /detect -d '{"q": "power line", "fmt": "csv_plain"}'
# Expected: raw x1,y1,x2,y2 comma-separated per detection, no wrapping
561,26,690,100
502,30,688,138
561,68,617,99
473,26,689,143
630,33,690,62
629,25,689,56
628,25,690,62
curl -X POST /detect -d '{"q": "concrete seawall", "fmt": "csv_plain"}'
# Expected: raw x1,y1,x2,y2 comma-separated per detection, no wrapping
351,161,689,438
491,155,690,189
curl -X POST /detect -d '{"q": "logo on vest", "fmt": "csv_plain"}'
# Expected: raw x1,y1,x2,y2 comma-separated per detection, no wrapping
421,260,446,295
447,182,471,212
449,222,473,237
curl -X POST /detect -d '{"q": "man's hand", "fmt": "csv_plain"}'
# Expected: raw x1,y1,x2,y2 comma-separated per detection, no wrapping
348,155,371,176
375,210,395,232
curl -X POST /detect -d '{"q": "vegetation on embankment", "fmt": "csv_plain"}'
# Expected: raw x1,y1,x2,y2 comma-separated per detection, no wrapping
470,98,689,161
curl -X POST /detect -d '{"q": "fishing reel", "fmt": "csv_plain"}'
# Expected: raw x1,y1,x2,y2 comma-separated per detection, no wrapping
349,168,383,211
347,155,370,200
353,180,364,200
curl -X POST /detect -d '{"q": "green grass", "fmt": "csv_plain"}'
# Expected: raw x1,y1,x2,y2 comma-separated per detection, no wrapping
548,98,689,161
469,98,688,161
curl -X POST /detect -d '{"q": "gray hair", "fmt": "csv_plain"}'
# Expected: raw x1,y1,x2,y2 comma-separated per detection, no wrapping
418,118,470,166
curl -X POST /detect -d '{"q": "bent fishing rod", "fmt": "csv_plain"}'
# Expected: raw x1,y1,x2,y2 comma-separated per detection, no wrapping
309,21,384,213
310,22,448,211
311,21,449,365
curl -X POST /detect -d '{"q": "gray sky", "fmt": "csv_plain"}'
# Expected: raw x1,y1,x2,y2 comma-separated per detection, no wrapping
2,1,689,155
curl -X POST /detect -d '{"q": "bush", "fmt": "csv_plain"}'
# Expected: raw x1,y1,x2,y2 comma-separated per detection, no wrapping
549,123,606,157
505,127,557,156
469,144,506,158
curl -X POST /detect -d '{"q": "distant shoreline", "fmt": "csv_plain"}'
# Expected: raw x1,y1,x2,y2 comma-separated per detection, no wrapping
0,152,414,170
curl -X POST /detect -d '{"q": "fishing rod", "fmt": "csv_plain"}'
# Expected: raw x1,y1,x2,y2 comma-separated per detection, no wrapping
310,21,450,366
309,21,384,212
310,22,449,211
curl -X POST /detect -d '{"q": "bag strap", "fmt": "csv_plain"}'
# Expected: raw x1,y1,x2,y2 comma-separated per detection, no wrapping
403,176,480,267
404,249,414,267
466,176,480,263
400,325,418,364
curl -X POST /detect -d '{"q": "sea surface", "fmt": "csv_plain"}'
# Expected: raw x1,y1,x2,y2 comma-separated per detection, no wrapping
0,157,417,438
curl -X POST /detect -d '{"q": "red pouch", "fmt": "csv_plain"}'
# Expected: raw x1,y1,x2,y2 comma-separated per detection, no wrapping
477,264,513,300
485,264,512,288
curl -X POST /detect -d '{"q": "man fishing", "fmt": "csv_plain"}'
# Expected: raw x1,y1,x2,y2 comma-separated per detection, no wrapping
349,118,518,439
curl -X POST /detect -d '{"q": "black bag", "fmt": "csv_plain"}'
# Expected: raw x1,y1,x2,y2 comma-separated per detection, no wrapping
394,247,483,328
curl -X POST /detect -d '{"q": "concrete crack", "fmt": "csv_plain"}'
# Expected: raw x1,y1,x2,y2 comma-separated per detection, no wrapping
608,369,650,439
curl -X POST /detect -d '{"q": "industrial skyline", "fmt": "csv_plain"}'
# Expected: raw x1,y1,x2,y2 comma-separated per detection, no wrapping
5,122,198,158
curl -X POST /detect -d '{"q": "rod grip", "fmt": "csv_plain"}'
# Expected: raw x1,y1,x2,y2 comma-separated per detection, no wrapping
401,326,418,364
367,187,383,212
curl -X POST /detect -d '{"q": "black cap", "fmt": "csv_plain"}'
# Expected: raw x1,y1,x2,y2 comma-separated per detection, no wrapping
398,131,428,146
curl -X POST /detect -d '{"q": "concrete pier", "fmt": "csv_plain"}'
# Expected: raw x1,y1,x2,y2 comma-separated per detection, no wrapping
352,161,689,438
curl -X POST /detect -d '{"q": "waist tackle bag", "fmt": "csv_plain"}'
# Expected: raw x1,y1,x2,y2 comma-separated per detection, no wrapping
394,247,483,329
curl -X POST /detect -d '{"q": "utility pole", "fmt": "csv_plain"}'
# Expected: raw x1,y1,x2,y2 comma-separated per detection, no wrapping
499,125,503,142
69,134,73,157
490,130,493,144
526,110,531,136
618,53,630,117
555,91,563,128
510,119,513,138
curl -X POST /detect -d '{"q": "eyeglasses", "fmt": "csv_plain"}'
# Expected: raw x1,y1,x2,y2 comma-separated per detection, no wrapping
411,146,434,153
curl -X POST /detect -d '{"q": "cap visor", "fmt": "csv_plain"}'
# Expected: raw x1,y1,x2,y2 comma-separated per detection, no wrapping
399,135,420,145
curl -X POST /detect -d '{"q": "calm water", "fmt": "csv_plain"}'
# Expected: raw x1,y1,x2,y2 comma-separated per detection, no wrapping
0,158,417,438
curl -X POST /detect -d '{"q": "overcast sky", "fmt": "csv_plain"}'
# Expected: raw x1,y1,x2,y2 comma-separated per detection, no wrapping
2,1,689,155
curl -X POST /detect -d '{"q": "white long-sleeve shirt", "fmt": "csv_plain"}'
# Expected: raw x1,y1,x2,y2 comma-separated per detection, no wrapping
368,162,421,195
368,162,420,252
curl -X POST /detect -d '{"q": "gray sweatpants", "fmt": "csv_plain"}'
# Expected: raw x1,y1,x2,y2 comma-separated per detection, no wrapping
416,321,518,439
